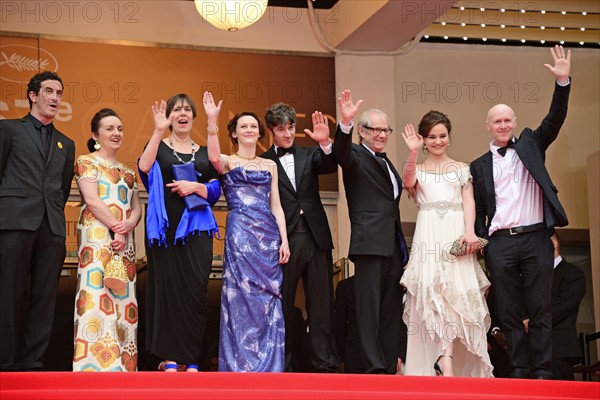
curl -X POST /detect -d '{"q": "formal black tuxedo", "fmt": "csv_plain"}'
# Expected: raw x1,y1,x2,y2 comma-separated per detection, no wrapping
470,81,570,379
262,145,336,250
333,126,407,259
262,144,338,372
552,257,586,380
335,276,366,373
0,114,75,371
333,125,408,374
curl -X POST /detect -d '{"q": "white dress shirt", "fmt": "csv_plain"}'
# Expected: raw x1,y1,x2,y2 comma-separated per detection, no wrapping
274,140,332,192
488,139,543,236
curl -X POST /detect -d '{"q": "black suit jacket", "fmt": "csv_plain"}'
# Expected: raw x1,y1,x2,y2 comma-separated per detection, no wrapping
552,258,586,359
0,115,75,237
262,144,337,251
470,82,570,238
333,125,407,260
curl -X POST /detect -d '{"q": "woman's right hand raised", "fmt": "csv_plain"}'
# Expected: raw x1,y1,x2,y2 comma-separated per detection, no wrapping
401,123,423,153
151,100,173,133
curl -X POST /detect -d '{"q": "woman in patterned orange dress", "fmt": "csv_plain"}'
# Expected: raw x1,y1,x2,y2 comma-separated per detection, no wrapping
72,108,142,371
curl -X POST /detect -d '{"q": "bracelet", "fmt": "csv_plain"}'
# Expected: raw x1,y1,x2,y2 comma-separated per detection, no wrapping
207,126,219,135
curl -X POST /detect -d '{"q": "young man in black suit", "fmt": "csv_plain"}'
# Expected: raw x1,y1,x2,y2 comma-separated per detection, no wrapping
0,71,75,371
470,45,571,379
333,90,408,374
261,103,338,372
550,233,586,380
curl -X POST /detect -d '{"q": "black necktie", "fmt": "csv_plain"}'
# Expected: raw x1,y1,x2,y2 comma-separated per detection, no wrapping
497,141,515,157
276,146,296,157
375,151,387,158
40,125,51,157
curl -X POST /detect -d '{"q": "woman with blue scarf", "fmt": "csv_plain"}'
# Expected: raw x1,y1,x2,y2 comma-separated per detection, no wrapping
138,94,221,372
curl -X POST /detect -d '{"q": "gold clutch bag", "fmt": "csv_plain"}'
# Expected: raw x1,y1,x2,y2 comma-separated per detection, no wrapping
449,236,489,257
104,253,128,291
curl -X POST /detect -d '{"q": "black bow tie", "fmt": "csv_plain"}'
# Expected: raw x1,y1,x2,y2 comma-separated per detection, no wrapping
497,140,515,157
276,146,296,157
375,152,387,158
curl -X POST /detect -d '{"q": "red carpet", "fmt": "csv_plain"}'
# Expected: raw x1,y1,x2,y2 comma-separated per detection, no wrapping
1,372,599,400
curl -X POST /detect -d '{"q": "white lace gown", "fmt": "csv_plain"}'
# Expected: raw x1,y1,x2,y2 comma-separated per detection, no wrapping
400,166,493,377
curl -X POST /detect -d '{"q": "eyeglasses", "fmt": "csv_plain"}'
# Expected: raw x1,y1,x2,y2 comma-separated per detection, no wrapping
361,125,393,136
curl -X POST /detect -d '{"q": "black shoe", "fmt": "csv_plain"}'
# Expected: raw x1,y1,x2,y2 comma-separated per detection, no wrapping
433,360,443,376
434,355,452,376
533,375,551,380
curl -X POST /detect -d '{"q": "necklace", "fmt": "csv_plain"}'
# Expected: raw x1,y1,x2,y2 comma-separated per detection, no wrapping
169,135,196,164
235,152,256,160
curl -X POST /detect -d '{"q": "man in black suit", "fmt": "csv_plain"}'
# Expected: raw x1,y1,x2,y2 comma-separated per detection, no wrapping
550,233,586,380
470,45,571,379
333,90,408,374
0,71,75,371
335,275,366,373
262,103,338,372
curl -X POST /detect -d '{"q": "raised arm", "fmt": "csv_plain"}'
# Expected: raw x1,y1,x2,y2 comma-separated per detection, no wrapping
304,111,331,147
338,89,363,126
536,45,572,150
401,123,422,189
203,91,227,174
333,90,363,170
544,44,571,85
138,100,173,173
304,111,337,174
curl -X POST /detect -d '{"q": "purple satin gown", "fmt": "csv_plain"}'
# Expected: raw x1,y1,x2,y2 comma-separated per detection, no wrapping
218,167,285,372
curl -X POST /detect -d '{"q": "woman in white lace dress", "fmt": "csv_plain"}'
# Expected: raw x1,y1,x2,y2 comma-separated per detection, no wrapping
399,111,493,377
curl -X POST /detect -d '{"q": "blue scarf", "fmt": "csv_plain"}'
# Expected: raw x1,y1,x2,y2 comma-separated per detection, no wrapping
139,161,220,246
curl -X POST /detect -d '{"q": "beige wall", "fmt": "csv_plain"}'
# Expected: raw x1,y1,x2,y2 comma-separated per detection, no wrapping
5,2,597,230
587,152,600,342
392,43,600,229
333,44,599,271
2,1,598,262
334,54,398,274
0,1,326,54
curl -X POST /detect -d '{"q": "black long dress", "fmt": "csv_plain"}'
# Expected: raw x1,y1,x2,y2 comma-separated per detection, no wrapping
145,141,219,365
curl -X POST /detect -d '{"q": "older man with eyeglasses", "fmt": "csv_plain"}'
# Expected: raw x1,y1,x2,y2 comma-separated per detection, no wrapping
333,90,409,374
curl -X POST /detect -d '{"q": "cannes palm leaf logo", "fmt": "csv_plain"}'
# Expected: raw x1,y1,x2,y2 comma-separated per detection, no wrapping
0,51,49,72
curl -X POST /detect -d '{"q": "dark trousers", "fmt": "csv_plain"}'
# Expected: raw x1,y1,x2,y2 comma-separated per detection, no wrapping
485,229,553,379
282,216,337,372
552,357,578,381
0,212,66,371
353,239,405,374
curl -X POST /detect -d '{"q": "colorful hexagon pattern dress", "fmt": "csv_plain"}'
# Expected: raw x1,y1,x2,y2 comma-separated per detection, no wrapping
72,155,138,372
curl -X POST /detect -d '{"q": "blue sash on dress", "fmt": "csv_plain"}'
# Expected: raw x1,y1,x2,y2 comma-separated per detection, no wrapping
139,161,220,246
